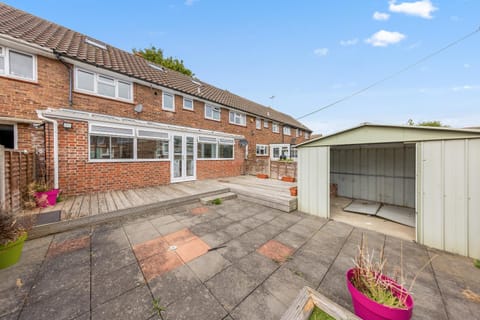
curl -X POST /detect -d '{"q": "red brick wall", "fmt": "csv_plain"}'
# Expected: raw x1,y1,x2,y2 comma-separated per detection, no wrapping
57,121,170,195
1,51,310,194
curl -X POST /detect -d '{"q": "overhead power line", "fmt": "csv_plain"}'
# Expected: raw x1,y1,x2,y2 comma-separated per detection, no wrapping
296,25,480,121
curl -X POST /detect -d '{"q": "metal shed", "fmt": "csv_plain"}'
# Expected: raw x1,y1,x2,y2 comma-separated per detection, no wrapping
296,124,480,259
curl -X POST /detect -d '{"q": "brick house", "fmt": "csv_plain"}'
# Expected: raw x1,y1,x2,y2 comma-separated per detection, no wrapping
0,3,311,196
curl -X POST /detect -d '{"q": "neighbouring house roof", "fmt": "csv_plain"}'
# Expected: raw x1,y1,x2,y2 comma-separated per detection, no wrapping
296,123,480,147
0,3,310,131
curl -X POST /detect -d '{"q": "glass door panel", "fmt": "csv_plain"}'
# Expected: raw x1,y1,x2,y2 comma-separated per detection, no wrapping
186,136,194,177
171,135,196,182
173,135,182,178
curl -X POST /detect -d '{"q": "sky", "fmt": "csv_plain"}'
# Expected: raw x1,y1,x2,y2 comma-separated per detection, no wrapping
4,0,480,134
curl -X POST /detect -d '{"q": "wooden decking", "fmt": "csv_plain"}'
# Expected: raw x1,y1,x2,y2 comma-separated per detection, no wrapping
25,180,228,221
24,176,297,231
217,176,297,212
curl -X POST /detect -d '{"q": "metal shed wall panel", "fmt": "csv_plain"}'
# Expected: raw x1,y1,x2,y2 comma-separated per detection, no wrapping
419,139,480,258
330,145,415,208
298,147,330,218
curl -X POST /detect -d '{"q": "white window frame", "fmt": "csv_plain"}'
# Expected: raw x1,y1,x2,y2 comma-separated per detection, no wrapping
74,67,133,102
270,144,292,160
0,122,18,149
272,122,279,133
183,97,194,110
88,123,170,162
197,136,235,160
162,92,175,111
229,111,246,126
283,126,291,136
305,132,310,139
256,118,262,130
264,120,269,128
0,46,37,82
205,105,221,121
256,144,268,156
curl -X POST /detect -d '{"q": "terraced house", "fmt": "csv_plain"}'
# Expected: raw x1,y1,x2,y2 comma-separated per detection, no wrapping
0,3,311,196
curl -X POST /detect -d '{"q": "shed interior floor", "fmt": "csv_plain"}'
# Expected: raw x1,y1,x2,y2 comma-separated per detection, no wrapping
330,196,415,241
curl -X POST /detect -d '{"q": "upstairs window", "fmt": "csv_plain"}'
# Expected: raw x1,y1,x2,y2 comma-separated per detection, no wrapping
296,129,302,137
283,126,291,136
183,97,194,110
256,144,268,156
229,111,246,126
264,120,269,128
256,118,262,129
75,67,132,101
305,132,310,139
205,105,221,121
0,47,36,81
272,122,279,133
163,92,175,111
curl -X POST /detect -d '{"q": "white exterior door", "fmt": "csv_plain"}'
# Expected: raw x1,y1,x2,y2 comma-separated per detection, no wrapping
171,134,196,182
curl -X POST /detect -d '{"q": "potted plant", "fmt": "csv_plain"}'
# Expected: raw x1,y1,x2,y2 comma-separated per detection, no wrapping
27,181,60,208
0,206,30,269
346,235,415,320
282,176,296,182
289,186,298,196
256,173,269,179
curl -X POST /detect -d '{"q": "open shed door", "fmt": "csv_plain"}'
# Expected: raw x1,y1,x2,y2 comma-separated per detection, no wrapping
298,146,330,218
418,139,480,259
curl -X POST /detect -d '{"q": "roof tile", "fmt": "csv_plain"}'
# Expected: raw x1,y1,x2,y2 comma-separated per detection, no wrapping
0,3,310,131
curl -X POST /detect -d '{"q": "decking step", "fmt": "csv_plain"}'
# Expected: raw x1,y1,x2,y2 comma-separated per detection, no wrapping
232,188,297,212
200,192,237,204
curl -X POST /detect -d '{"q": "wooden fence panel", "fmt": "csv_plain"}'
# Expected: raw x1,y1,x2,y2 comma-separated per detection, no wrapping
270,161,297,180
2,148,36,213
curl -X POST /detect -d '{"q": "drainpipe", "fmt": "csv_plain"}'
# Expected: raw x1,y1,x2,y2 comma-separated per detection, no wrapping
36,110,59,189
54,52,73,107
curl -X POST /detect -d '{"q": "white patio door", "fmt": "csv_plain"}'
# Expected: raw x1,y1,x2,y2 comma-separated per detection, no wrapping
171,134,196,182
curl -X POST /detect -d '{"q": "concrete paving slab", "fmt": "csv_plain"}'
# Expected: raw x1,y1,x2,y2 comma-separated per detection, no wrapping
149,264,202,307
132,236,168,261
163,285,227,320
287,222,320,237
92,246,137,276
187,251,232,282
0,312,19,320
235,252,279,283
124,221,160,245
92,262,145,308
206,265,258,311
201,230,231,248
230,285,287,320
91,285,153,320
263,266,312,306
239,216,265,229
91,227,131,256
222,223,250,238
218,239,254,261
154,220,185,236
274,230,310,249
257,239,294,263
149,215,177,229
20,282,90,320
175,237,210,263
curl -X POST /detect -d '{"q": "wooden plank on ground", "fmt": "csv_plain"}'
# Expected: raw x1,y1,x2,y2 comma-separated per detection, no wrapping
79,194,91,218
69,195,84,219
110,191,126,210
124,189,144,206
104,191,117,212
90,193,100,216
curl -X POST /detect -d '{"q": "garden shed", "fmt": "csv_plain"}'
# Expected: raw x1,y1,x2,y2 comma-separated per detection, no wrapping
296,123,480,259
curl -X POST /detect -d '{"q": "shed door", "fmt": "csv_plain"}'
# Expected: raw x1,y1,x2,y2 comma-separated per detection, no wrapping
298,146,330,218
419,139,480,258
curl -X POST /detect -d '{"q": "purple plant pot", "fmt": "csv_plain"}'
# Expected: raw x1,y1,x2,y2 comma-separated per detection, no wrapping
35,189,60,207
346,268,414,320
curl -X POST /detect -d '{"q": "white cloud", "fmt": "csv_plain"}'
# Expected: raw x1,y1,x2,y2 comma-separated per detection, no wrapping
313,48,329,57
184,0,199,6
373,11,390,21
389,0,438,19
340,38,359,46
365,30,406,47
452,84,480,91
464,63,471,69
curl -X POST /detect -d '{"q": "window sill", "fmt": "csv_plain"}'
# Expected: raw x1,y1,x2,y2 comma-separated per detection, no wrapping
162,108,176,112
197,158,234,161
74,90,134,104
229,122,247,127
205,117,221,122
182,108,195,112
0,74,38,85
88,159,170,163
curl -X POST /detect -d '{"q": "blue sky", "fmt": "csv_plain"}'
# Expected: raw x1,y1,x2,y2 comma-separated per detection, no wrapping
5,0,479,134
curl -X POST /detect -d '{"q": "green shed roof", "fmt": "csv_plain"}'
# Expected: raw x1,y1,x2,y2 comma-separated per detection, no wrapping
297,123,480,148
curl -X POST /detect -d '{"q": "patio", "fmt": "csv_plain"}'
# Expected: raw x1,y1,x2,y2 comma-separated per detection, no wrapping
2,198,479,320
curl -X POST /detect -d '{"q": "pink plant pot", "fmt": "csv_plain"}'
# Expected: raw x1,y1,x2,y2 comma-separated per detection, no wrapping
35,189,60,208
346,268,414,320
